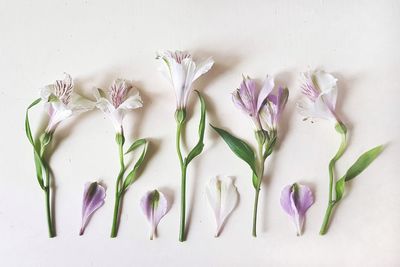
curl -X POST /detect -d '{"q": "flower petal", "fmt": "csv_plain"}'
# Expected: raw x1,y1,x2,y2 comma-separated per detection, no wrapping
45,102,73,133
206,176,239,237
140,190,169,240
192,57,214,81
80,182,106,235
117,90,143,110
280,183,314,236
256,75,275,112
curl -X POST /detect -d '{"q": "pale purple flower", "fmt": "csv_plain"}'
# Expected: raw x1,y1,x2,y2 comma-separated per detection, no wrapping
280,183,314,236
93,79,143,133
79,181,106,235
297,70,339,122
206,176,239,237
40,73,95,133
260,86,289,131
156,50,214,110
140,190,169,240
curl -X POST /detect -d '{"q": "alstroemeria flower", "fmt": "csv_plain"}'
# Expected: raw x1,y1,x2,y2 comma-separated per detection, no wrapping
260,86,289,131
297,70,339,122
93,79,143,133
140,190,169,240
280,183,314,236
156,50,214,110
40,73,95,133
232,75,275,130
79,181,106,235
206,176,239,237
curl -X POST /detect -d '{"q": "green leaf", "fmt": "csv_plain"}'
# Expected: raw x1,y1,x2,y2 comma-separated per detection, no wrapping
185,91,206,166
263,133,277,159
343,145,384,182
122,139,149,191
335,177,345,202
252,172,260,190
210,124,257,174
25,98,45,190
125,138,147,154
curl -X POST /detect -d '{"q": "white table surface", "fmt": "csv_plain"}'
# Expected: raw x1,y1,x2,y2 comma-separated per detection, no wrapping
1,0,399,266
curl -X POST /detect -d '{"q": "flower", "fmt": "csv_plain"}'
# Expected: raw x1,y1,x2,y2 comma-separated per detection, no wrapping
140,190,169,240
156,50,214,110
79,181,106,235
260,86,289,131
297,70,339,122
280,183,314,236
205,176,239,237
40,73,95,133
93,79,143,133
232,75,275,130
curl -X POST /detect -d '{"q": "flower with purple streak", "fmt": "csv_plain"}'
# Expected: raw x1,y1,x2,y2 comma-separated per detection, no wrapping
79,181,106,235
297,70,339,122
156,50,214,110
93,79,143,133
232,75,288,132
40,73,95,133
280,183,314,236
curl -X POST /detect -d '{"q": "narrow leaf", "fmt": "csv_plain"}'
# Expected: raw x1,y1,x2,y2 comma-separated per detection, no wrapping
185,90,206,165
122,139,149,190
335,177,345,202
210,124,257,174
344,145,383,182
125,138,147,154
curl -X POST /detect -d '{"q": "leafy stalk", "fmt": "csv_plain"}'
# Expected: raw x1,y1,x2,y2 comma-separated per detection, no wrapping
176,91,206,242
25,98,56,237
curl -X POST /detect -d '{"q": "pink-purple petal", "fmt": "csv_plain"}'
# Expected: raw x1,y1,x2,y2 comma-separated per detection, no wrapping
80,182,106,235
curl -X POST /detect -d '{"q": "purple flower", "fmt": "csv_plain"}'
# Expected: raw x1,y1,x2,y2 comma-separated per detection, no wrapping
140,190,169,240
260,86,289,131
280,183,314,236
79,182,106,235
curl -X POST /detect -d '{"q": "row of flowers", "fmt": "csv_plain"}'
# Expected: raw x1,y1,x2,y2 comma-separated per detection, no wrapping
25,50,383,240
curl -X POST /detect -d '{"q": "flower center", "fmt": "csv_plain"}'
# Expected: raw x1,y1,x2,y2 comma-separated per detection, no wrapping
55,78,73,105
111,80,131,108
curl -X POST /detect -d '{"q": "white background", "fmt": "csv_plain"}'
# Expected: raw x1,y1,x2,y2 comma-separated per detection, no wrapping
1,0,399,266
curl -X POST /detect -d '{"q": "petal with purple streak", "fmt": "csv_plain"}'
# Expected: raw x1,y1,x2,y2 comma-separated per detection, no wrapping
280,183,314,236
80,182,106,235
140,190,169,240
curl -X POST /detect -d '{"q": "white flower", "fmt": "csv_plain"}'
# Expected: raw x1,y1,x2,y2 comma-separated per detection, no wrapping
93,79,143,133
40,73,95,133
297,70,339,122
206,176,239,237
156,50,214,109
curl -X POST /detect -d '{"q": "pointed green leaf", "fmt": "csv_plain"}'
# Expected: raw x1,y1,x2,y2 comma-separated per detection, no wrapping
122,139,149,191
125,138,147,154
185,91,206,166
25,98,45,190
343,145,383,182
210,124,257,174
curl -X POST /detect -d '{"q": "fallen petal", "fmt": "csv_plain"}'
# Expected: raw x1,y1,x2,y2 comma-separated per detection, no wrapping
80,182,106,235
206,176,239,237
140,190,169,240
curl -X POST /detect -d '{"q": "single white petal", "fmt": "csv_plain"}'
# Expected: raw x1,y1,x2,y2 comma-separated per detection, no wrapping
45,102,73,132
192,57,214,81
140,190,169,240
69,93,96,112
206,176,239,237
117,91,143,110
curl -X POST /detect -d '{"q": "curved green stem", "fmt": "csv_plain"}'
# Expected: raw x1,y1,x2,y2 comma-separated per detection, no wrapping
320,122,347,235
111,134,125,238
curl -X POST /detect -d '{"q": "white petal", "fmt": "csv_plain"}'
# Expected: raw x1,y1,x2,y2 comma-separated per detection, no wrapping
70,93,96,112
192,57,214,81
313,70,338,109
257,75,275,112
117,90,143,110
45,102,73,132
206,176,239,237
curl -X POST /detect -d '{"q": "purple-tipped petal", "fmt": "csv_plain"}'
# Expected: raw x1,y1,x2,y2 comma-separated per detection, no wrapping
80,182,106,235
140,190,168,240
256,75,275,112
280,183,314,236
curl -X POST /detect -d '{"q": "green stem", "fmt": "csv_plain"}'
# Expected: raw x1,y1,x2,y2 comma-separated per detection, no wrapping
319,122,347,235
252,137,265,237
41,139,55,238
176,121,187,242
111,134,125,238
